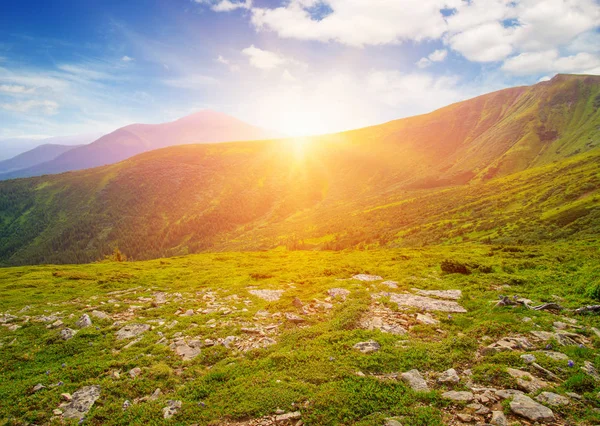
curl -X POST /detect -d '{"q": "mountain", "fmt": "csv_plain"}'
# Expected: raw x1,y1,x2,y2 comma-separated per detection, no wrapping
0,143,83,174
0,74,599,265
0,111,282,180
0,134,99,161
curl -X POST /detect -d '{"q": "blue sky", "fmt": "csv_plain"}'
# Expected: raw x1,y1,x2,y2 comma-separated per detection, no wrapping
1,0,599,140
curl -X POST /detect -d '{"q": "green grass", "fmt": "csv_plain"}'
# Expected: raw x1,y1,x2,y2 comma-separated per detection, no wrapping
1,244,599,425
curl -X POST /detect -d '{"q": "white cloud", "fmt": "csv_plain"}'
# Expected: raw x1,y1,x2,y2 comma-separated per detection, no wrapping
282,69,297,82
217,55,229,65
195,0,252,12
121,55,135,62
502,49,600,75
57,64,111,81
242,45,287,69
250,0,451,47
448,22,515,62
0,84,36,94
1,100,59,115
416,48,448,68
163,74,219,89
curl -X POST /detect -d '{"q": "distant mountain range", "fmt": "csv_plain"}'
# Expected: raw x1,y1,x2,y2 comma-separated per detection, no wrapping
0,134,99,162
0,144,83,174
0,74,599,265
0,111,281,180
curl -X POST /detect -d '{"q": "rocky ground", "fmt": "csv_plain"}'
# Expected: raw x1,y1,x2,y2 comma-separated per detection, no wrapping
0,246,599,425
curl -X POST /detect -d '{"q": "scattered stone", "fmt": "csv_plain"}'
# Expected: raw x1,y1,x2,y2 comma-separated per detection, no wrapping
415,289,462,300
60,328,77,340
122,400,131,411
384,418,403,426
274,412,301,422
75,314,92,328
400,369,429,392
327,288,350,300
61,393,72,402
170,338,202,361
415,313,439,325
386,293,467,313
495,389,524,400
521,354,536,364
535,392,570,406
162,400,182,419
506,368,548,393
53,409,63,416
456,413,474,422
490,410,508,426
116,323,150,340
352,274,382,282
32,383,45,393
292,298,303,308
566,392,582,400
509,393,554,423
181,309,194,317
129,367,141,378
48,319,63,329
154,292,167,305
582,360,600,381
248,289,284,302
284,312,305,323
353,340,381,354
442,391,473,402
4,324,21,331
61,385,101,420
438,368,460,384
149,388,162,401
540,350,568,361
591,327,600,338
360,306,407,335
382,281,398,289
481,336,533,355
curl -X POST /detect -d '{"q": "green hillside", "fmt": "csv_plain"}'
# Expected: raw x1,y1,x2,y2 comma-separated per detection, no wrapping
0,74,599,266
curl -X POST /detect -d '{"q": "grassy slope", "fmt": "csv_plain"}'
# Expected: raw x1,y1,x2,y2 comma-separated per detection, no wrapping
0,75,599,265
0,244,599,425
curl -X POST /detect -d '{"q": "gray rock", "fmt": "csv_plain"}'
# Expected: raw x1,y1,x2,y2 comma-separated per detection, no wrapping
122,400,131,411
490,410,508,426
116,323,150,340
274,411,302,422
535,392,570,406
506,368,548,393
510,393,554,423
401,369,429,392
62,385,101,420
32,383,45,392
249,289,283,302
456,413,474,422
353,340,381,354
442,391,474,402
415,289,462,300
75,314,92,328
162,400,182,419
284,312,305,323
382,281,399,289
582,361,600,381
60,328,77,340
129,367,141,378
170,339,202,360
328,288,350,300
352,274,383,282
495,389,524,400
384,419,403,426
481,336,534,355
438,368,460,384
415,313,439,325
520,354,536,364
387,293,467,313
539,350,568,361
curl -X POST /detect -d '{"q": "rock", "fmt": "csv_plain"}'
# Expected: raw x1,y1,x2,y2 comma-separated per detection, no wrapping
32,383,45,392
382,281,398,289
442,391,474,402
60,328,77,340
149,388,162,401
360,308,407,335
415,313,439,325
540,350,568,361
490,410,508,426
438,368,460,384
328,288,350,300
400,369,429,392
535,392,570,406
285,312,305,323
61,393,72,401
386,293,467,313
456,413,474,422
415,289,462,300
274,411,302,422
481,336,533,355
495,389,524,400
53,409,63,415
162,400,182,419
292,297,303,308
116,323,150,340
520,354,536,364
582,360,600,381
384,419,403,426
506,368,548,393
352,274,382,282
249,289,283,302
509,393,554,423
565,392,582,400
353,340,381,354
62,385,101,420
122,400,131,411
48,319,63,329
129,367,141,378
181,309,194,317
75,314,92,328
171,339,202,360
222,335,238,348
154,292,167,304
591,327,600,338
